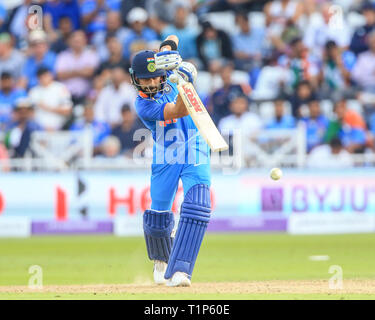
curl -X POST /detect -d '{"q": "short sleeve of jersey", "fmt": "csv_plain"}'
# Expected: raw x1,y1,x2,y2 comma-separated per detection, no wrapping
135,96,167,122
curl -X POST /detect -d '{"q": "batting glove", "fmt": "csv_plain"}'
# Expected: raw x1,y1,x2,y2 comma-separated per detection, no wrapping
177,61,197,84
155,50,182,70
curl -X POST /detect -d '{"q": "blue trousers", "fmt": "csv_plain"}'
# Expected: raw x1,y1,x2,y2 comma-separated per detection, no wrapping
150,163,211,211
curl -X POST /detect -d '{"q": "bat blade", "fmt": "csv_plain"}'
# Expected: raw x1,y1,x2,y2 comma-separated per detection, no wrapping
178,82,229,152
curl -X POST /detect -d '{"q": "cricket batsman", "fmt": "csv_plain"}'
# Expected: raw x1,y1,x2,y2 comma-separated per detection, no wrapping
129,35,211,287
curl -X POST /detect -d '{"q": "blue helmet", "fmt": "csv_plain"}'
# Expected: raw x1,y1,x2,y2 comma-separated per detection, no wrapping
129,50,167,98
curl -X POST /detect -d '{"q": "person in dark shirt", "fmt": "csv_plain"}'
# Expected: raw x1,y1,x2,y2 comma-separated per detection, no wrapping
111,104,144,156
289,80,315,119
50,16,73,54
4,98,42,158
350,2,375,55
96,35,130,76
209,62,245,124
196,21,233,71
0,72,27,131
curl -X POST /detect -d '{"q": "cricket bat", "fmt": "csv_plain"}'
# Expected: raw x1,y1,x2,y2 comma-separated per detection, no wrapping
177,81,229,152
161,35,229,152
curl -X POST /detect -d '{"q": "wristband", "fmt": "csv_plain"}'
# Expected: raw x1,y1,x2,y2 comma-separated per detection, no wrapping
159,39,178,51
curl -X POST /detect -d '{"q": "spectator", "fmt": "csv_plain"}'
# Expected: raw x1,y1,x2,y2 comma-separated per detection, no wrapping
278,37,320,90
43,0,81,31
121,0,147,26
350,2,375,56
307,137,354,168
209,62,245,124
319,40,356,98
56,30,99,104
123,7,158,60
0,72,27,131
264,0,304,51
4,98,42,158
147,0,186,33
28,67,73,131
161,3,198,61
218,95,262,138
232,12,267,71
279,13,302,48
70,102,111,153
264,0,303,30
112,104,144,156
91,10,130,62
0,32,25,81
265,98,296,129
50,16,74,54
80,0,121,34
301,98,329,152
8,0,33,48
196,21,233,71
97,35,130,76
96,35,130,92
251,52,290,101
94,66,137,128
303,3,351,58
351,30,375,93
97,135,121,158
289,80,315,118
324,99,367,153
20,30,56,89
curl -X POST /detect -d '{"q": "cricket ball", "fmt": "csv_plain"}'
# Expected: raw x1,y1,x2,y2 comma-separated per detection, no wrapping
270,168,283,181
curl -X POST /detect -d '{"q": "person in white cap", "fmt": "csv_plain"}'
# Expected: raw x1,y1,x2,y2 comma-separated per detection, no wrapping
123,7,158,60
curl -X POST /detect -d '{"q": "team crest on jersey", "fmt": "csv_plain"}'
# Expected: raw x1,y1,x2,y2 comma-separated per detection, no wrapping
147,62,156,72
164,83,172,94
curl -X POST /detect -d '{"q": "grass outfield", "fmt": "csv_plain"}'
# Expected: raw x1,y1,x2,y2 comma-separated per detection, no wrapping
0,233,375,300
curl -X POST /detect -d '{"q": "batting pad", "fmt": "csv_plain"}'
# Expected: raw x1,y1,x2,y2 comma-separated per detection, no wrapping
164,184,211,279
143,210,175,262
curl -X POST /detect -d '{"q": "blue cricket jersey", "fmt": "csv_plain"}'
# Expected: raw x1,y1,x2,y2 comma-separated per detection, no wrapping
135,75,209,166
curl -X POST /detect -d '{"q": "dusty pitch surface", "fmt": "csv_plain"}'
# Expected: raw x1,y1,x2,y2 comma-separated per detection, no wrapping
1,280,375,295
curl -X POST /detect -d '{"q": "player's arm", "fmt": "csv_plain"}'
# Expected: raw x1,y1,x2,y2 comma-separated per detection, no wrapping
163,95,188,120
158,35,189,120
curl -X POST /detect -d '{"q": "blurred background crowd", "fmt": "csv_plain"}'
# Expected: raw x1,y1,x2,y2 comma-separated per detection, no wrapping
0,0,374,169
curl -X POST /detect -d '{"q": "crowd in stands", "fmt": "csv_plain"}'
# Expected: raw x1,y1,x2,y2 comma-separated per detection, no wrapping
0,0,374,169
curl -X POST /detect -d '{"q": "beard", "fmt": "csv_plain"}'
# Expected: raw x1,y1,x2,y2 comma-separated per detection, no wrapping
142,85,159,94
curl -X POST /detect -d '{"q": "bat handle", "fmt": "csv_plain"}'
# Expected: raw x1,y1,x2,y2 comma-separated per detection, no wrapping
170,69,183,85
